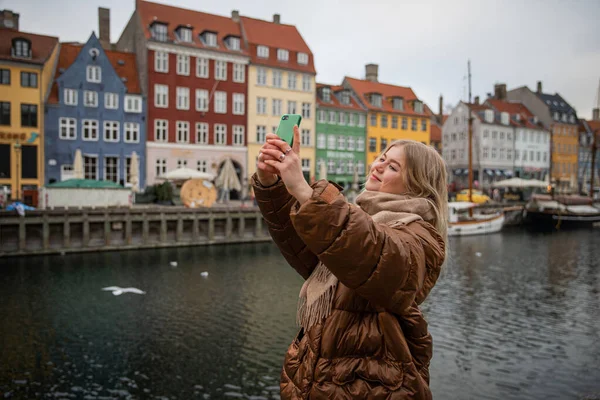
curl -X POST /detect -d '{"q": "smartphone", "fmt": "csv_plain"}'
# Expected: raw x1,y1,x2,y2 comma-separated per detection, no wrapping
276,114,302,146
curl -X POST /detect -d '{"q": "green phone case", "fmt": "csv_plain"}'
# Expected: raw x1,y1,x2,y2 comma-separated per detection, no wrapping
276,114,302,146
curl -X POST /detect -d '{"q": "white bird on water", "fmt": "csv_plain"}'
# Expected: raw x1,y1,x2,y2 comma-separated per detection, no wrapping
102,286,146,296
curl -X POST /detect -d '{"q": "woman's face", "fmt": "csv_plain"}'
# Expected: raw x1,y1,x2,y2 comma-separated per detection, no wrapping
365,145,407,194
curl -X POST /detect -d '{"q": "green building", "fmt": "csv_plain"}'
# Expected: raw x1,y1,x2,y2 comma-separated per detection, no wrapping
316,84,367,189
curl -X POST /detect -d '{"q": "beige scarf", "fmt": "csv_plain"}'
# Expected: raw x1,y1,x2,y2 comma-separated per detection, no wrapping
296,190,436,330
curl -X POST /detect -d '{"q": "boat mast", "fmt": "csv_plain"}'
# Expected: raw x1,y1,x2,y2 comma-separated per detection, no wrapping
467,60,473,215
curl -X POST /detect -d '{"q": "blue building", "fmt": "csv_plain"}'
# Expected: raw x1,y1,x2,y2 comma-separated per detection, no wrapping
45,33,146,188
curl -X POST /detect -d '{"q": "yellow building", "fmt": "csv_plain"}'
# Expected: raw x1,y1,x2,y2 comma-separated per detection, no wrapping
0,18,58,204
240,16,316,181
344,65,430,165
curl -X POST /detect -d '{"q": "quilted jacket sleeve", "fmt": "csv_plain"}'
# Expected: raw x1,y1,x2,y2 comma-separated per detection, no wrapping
252,173,319,279
289,180,446,315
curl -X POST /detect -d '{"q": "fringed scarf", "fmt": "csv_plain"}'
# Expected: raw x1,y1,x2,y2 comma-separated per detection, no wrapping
296,190,436,330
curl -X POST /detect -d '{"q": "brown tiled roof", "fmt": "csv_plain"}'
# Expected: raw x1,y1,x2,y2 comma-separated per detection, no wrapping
585,120,600,137
0,28,58,65
430,122,442,142
48,43,141,104
486,99,543,129
344,77,426,116
316,83,365,111
137,0,249,57
240,16,315,74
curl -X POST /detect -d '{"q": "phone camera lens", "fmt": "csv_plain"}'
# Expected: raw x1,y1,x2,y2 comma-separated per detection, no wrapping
282,115,289,120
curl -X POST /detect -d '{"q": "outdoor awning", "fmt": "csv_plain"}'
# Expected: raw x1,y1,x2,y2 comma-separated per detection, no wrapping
484,169,494,176
504,170,514,177
495,170,503,176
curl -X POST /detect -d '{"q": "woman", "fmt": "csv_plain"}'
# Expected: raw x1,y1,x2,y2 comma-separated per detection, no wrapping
252,126,447,399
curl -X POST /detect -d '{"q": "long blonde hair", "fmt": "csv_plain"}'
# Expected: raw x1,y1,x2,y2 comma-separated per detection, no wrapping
377,140,448,243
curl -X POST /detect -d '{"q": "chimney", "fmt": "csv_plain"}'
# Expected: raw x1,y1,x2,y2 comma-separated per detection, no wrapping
438,94,443,122
593,108,600,121
0,9,20,30
98,7,111,49
273,14,280,24
231,10,240,22
474,96,480,105
536,81,543,94
365,63,378,82
494,83,507,100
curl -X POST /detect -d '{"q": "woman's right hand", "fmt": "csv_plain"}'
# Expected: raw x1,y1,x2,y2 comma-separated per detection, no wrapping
256,133,284,187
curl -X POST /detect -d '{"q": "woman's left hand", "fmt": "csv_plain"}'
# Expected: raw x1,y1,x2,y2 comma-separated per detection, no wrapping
262,126,312,204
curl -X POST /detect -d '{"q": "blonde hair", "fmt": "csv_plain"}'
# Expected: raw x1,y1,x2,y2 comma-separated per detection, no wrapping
377,140,449,243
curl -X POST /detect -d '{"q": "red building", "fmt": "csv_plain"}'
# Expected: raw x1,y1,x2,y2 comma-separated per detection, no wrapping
117,0,250,186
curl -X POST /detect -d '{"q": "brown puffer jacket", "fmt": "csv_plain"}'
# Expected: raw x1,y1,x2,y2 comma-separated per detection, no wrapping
253,175,446,400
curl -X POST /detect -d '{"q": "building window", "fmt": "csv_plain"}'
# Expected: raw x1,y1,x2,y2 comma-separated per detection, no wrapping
500,131,505,140
155,51,168,72
152,23,168,41
104,157,119,183
59,117,76,140
196,89,209,111
301,129,311,146
277,49,289,62
84,155,98,180
357,137,365,151
124,122,139,143
507,149,512,160
177,159,188,169
371,94,382,107
214,124,226,145
64,89,77,106
317,110,326,123
0,69,10,85
104,121,119,142
257,97,267,115
178,27,192,42
288,101,297,115
302,158,310,172
155,119,168,142
215,61,227,80
347,137,356,151
272,70,282,87
338,135,346,150
214,91,227,114
327,159,335,174
154,84,168,108
288,73,297,89
298,52,308,65
176,87,190,110
196,57,209,78
233,125,244,146
84,91,98,107
302,103,311,119
82,119,98,141
340,91,350,105
196,122,209,144
491,148,497,159
370,114,377,127
381,115,388,128
328,111,337,124
321,87,331,102
302,74,311,92
156,159,167,177
233,63,245,83
176,121,190,143
0,102,9,125
339,112,347,126
233,93,245,115
272,99,282,116
499,148,505,160
256,68,268,86
227,37,240,51
413,101,423,113
421,120,427,131
21,104,38,127
317,133,326,149
257,45,269,58
380,138,387,151
256,126,266,143
20,72,38,88
358,115,366,127
393,98,403,110
105,92,118,109
327,135,336,150
86,65,101,83
411,119,417,131
197,160,208,173
369,137,377,152
124,95,142,113
202,32,217,47
391,116,398,129
401,117,407,130
176,54,190,75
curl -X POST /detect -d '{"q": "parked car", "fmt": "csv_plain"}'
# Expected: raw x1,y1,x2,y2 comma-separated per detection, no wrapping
456,189,491,204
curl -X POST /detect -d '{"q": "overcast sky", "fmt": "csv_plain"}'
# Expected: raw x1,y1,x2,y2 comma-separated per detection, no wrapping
6,0,600,119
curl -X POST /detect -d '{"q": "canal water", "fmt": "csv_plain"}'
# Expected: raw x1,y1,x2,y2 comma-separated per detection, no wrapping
0,229,599,399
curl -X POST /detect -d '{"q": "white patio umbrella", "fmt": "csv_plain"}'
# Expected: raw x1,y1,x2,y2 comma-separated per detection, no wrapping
215,158,242,192
159,167,214,181
491,177,547,188
130,151,140,192
73,149,84,179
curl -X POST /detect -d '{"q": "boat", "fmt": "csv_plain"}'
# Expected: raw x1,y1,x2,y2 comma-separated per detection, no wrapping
448,202,505,236
523,194,600,230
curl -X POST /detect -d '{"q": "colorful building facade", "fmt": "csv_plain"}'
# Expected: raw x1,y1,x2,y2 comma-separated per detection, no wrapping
45,34,146,188
0,18,58,203
241,14,316,182
315,83,367,188
344,64,430,166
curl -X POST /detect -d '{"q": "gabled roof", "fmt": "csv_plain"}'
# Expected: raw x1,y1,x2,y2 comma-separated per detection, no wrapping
316,83,365,112
137,0,249,57
48,43,141,103
0,28,58,65
536,92,576,115
344,77,425,116
240,16,315,74
485,99,544,130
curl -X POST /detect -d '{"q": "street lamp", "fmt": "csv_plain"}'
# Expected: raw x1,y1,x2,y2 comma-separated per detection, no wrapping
14,141,21,201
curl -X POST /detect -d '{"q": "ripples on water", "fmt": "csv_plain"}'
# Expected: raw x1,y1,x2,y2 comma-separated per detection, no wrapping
0,229,599,399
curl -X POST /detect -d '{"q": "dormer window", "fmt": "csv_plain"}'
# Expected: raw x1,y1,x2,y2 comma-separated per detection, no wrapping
177,27,192,43
500,112,509,125
392,97,404,111
370,94,382,108
485,109,494,123
569,115,575,123
340,91,350,105
514,114,521,122
413,100,423,113
561,113,567,122
151,23,168,42
12,38,31,58
227,37,241,51
298,52,308,65
322,87,331,102
277,49,289,62
86,66,101,83
257,45,269,58
201,32,218,47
